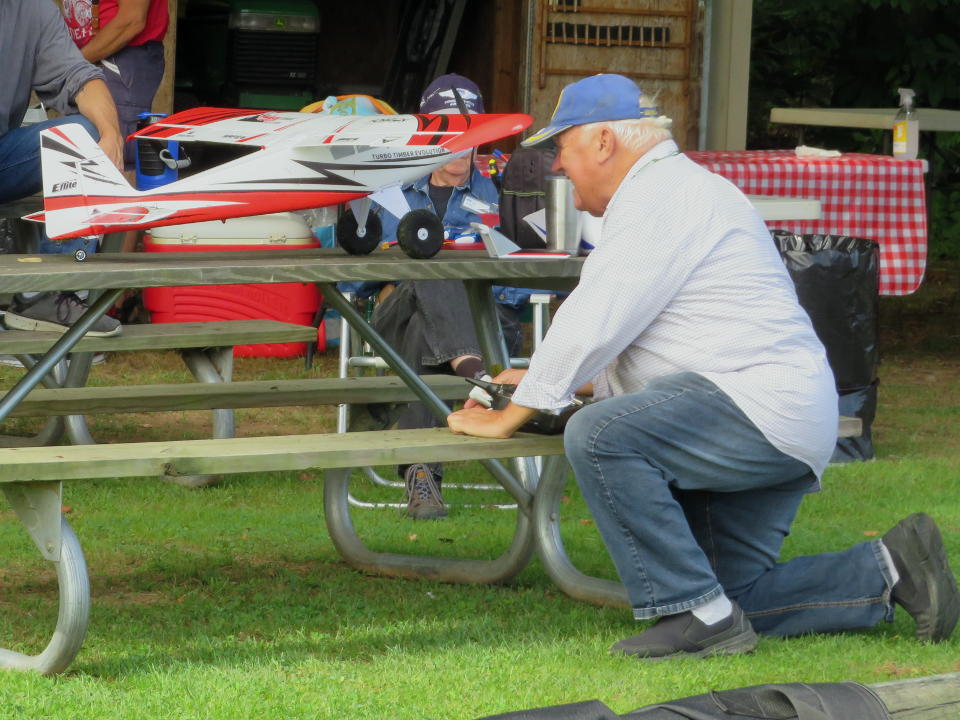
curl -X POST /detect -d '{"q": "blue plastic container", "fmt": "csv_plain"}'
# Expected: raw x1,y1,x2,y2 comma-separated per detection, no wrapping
135,112,180,190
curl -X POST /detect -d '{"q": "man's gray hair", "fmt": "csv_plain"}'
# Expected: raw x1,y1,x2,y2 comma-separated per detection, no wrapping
580,92,673,150
580,116,672,152
606,116,673,150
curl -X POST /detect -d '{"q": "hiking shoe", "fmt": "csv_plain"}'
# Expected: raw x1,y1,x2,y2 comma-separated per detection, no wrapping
611,601,758,661
4,293,121,337
882,512,960,642
404,463,447,520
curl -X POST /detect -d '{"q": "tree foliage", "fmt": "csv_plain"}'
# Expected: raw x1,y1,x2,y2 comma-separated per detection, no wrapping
748,0,960,258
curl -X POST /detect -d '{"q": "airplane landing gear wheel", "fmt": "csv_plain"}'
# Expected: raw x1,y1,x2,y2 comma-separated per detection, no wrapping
397,209,444,259
336,211,382,255
74,249,87,262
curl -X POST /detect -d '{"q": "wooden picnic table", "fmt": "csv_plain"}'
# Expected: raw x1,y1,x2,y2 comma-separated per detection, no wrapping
0,247,585,673
0,236,861,673
769,106,960,133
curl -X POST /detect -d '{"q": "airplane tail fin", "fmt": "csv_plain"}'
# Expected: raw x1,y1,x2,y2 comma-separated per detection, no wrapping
37,123,141,239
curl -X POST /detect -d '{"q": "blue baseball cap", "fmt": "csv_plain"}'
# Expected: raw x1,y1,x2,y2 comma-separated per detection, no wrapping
522,74,659,147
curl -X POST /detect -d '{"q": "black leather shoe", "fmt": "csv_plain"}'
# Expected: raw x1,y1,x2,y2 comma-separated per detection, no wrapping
611,601,758,661
882,513,960,642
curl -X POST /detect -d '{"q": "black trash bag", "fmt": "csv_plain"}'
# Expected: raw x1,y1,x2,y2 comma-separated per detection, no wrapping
772,231,880,389
772,231,880,463
831,380,878,463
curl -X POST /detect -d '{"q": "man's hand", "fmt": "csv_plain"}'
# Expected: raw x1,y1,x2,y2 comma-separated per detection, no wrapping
448,401,536,439
463,368,528,409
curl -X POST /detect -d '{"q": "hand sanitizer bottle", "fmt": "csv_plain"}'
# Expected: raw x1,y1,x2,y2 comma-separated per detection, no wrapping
893,88,919,160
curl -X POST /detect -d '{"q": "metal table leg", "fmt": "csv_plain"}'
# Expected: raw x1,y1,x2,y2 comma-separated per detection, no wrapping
532,454,629,607
463,280,540,494
318,283,536,584
0,482,90,674
182,346,235,440
57,335,235,476
173,347,236,487
0,294,112,447
462,281,629,607
0,353,67,447
324,468,535,583
0,289,122,425
61,350,96,445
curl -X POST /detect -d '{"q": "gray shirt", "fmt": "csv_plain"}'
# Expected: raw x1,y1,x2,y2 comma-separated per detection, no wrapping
1,0,104,134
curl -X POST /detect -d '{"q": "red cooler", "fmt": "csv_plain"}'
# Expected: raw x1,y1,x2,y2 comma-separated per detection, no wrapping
143,213,323,357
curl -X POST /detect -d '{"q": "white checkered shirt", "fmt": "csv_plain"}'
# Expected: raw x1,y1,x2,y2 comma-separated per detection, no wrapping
511,140,839,478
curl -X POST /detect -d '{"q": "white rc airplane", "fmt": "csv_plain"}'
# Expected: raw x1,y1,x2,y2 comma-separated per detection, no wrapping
24,106,532,260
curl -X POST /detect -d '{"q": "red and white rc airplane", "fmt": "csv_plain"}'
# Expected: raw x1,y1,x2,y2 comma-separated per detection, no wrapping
25,106,532,260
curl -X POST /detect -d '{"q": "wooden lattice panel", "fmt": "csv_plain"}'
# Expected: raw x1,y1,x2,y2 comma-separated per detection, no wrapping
529,0,702,150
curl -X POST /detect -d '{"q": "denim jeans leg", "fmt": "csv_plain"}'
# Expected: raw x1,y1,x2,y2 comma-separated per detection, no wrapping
680,485,893,636
564,371,888,627
411,280,484,365
0,115,100,257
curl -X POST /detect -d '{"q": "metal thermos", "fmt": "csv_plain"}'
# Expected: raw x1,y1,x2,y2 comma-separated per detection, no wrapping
545,175,580,254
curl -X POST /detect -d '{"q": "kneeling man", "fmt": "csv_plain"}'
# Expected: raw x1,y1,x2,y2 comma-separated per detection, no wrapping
448,74,959,660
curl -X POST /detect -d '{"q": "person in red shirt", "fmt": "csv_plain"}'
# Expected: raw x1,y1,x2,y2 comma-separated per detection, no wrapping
63,0,168,170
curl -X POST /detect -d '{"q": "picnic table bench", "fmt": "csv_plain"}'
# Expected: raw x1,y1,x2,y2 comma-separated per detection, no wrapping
0,248,861,675
0,319,316,447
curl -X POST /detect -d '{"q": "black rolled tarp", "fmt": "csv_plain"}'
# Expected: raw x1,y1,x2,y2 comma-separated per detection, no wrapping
771,231,880,463
473,681,891,720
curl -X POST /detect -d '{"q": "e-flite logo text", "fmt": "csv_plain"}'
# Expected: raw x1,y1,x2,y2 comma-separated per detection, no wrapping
52,181,77,193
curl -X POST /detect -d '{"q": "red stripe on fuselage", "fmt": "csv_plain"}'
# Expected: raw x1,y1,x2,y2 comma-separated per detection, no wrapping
43,189,367,212
46,189,368,239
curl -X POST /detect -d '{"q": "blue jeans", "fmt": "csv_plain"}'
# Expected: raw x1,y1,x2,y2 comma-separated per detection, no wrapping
0,115,100,256
564,372,894,637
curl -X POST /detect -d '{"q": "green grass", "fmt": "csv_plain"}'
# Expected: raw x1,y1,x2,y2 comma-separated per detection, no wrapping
1,277,959,719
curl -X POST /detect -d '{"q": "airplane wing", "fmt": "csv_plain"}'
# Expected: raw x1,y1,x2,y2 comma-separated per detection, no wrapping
130,107,320,148
130,107,533,153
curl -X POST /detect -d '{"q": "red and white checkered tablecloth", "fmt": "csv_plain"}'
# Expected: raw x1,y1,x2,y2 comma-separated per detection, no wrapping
687,150,928,295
